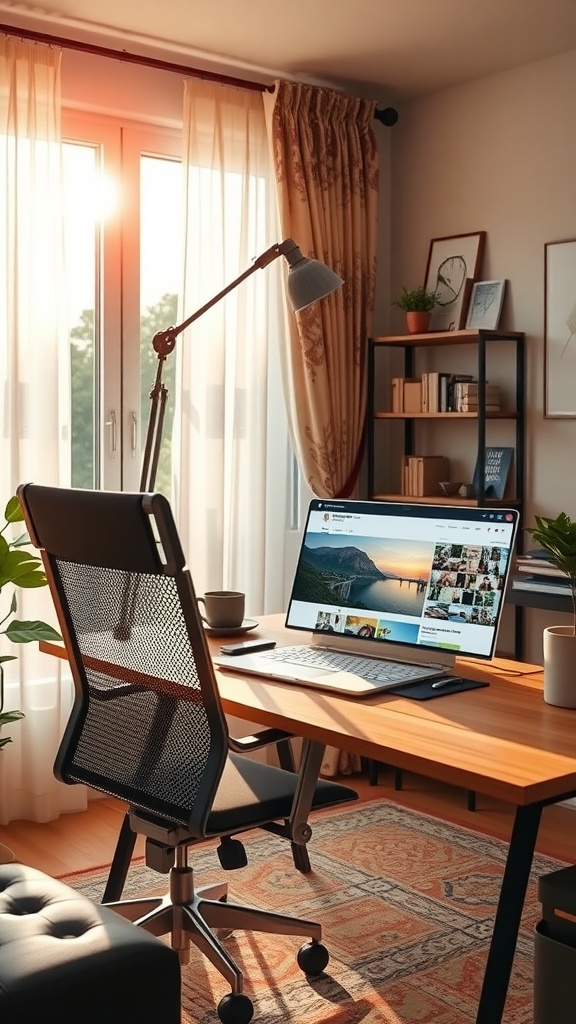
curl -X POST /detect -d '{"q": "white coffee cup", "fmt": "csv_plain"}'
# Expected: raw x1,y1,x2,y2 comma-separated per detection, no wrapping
198,590,245,629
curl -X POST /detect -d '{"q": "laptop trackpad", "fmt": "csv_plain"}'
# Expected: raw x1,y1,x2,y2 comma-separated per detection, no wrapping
238,657,334,681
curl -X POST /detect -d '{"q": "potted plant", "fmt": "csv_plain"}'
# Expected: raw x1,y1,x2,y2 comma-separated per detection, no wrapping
528,512,576,707
392,285,439,334
0,495,61,748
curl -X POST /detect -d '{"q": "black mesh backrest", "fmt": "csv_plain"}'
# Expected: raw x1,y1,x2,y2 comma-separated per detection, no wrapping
18,484,229,837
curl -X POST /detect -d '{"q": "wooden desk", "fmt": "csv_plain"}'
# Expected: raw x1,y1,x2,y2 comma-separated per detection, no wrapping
41,616,576,1024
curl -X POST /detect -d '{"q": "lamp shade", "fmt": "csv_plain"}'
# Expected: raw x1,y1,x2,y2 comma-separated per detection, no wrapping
279,238,344,311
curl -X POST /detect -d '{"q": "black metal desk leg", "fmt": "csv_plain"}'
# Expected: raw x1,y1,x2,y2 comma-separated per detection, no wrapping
102,811,137,903
476,802,542,1024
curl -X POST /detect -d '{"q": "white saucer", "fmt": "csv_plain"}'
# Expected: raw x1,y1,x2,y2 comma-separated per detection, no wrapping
203,618,259,638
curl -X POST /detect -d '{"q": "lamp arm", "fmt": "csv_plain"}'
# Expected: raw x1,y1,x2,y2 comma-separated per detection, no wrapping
141,242,288,492
151,241,287,358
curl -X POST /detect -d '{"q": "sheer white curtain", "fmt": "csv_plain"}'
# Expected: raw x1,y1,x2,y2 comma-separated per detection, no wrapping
0,38,83,823
173,80,292,615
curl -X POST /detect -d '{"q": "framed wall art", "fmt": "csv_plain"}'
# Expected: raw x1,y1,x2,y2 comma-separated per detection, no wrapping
545,239,576,418
465,280,506,330
424,231,486,332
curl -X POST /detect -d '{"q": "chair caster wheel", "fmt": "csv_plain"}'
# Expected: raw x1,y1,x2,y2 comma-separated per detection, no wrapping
217,992,253,1024
297,939,329,976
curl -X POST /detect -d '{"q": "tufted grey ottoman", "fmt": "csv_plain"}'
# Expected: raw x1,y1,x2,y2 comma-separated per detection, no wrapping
0,863,181,1024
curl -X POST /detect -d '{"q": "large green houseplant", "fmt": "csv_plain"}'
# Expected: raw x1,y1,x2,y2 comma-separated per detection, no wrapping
528,512,576,707
0,495,61,749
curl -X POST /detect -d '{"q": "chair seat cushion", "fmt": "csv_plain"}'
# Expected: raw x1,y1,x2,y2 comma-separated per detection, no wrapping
206,752,357,833
0,863,180,1024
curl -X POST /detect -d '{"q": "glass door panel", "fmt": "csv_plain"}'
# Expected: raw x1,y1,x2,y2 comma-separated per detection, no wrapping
63,140,98,489
61,116,181,492
120,129,182,494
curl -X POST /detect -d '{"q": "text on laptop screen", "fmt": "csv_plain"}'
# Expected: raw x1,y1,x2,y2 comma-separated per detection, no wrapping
285,500,518,660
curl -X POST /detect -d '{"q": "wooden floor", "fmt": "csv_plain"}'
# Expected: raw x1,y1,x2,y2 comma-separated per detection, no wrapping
1,765,575,878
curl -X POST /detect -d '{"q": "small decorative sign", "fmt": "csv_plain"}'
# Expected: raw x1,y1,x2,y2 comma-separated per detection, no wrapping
473,446,514,500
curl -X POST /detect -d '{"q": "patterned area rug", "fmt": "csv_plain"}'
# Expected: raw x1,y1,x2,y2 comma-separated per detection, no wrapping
61,799,564,1024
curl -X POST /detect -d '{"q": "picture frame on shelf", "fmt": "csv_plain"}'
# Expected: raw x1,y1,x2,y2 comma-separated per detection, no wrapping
465,280,506,330
424,231,486,332
544,238,576,418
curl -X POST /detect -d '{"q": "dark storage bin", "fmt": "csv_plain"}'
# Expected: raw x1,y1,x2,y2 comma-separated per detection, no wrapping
534,866,576,1024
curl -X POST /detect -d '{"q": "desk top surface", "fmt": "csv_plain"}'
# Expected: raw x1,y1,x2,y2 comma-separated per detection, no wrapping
212,616,576,808
40,614,576,809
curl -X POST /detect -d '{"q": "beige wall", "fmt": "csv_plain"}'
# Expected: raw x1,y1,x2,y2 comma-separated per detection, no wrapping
380,48,576,662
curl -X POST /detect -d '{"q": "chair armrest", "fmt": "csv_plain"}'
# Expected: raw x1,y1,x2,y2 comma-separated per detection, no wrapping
227,729,294,754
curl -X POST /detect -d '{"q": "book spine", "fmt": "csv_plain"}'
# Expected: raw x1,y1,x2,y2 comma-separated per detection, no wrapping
401,455,409,495
516,561,560,573
391,377,403,412
439,373,451,412
421,373,429,414
428,371,439,413
511,578,572,595
515,566,567,578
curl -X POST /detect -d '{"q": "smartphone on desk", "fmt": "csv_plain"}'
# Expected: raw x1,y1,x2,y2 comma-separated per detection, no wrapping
220,639,276,656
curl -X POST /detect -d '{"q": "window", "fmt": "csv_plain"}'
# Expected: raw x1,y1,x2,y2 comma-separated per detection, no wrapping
62,114,181,493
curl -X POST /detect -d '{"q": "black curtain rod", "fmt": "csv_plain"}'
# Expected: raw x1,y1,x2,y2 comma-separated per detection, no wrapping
0,22,398,126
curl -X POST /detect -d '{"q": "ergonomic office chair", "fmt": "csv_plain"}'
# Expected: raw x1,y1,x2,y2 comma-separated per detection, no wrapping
20,484,356,1024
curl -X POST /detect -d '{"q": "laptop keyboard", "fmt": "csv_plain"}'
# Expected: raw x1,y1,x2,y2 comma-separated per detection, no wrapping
261,645,438,683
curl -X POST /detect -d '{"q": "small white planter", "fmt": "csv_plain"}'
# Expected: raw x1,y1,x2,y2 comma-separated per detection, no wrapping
543,625,576,708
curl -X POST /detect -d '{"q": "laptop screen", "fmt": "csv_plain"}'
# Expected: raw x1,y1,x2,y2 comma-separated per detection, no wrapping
285,499,518,660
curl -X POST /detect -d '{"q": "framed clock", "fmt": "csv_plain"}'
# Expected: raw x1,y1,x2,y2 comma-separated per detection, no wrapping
424,231,486,331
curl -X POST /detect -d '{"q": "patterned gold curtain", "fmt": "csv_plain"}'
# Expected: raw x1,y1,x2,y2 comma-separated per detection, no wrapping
264,81,379,777
263,80,379,498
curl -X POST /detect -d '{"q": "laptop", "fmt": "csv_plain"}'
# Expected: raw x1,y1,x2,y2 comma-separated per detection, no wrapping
214,499,519,696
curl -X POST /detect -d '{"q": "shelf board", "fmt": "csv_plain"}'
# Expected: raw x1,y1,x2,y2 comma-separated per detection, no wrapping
371,494,521,506
373,411,517,420
507,588,573,614
370,329,523,346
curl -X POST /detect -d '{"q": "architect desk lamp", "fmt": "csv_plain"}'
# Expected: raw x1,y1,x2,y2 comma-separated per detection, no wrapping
139,238,344,492
109,240,343,883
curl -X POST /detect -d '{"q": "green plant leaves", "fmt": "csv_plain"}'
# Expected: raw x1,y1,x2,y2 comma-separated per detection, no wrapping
529,513,576,578
528,512,576,631
3,619,62,643
0,709,24,724
1,494,60,747
392,285,439,312
4,496,24,524
0,546,47,589
0,707,24,749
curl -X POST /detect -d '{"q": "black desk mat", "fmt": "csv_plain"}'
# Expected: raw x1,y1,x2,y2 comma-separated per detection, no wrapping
388,677,489,701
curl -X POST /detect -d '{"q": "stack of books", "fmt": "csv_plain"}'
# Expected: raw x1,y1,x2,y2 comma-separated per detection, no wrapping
452,381,501,412
401,455,448,497
391,374,501,413
511,549,571,596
